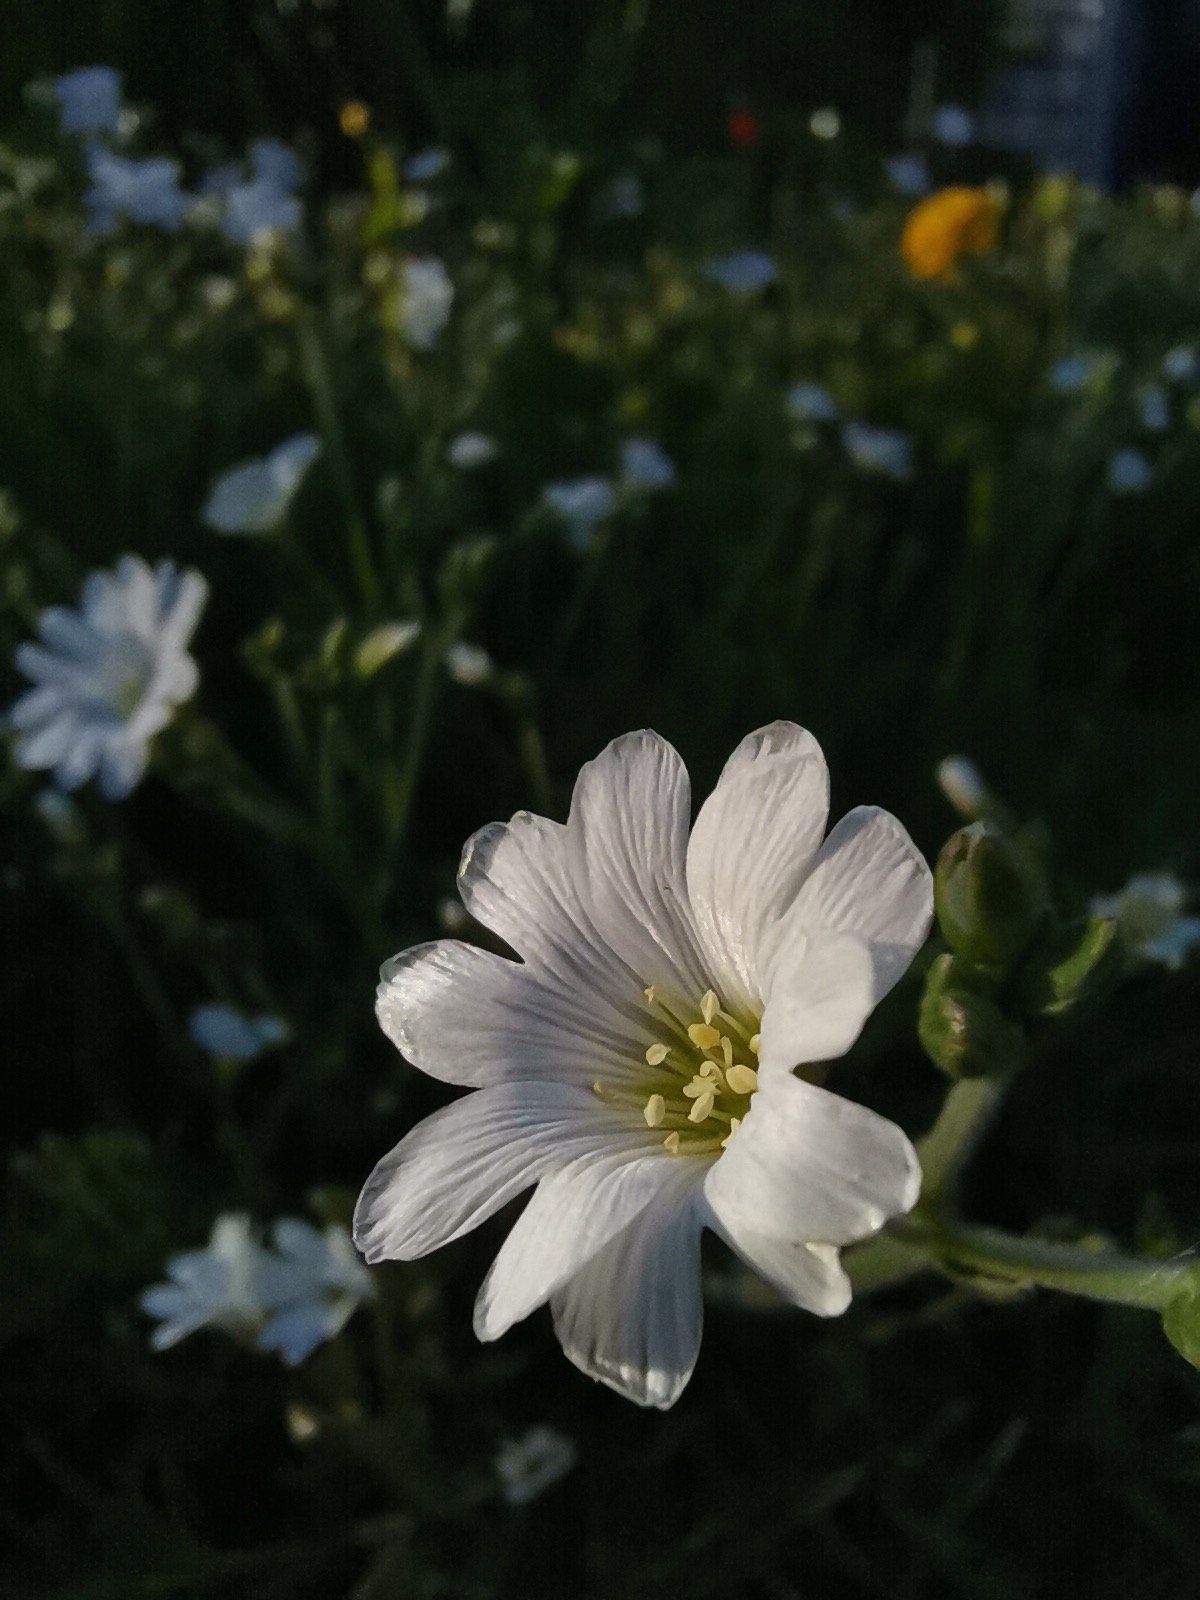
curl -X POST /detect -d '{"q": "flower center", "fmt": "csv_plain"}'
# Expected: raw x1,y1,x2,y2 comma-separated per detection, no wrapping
594,987,760,1158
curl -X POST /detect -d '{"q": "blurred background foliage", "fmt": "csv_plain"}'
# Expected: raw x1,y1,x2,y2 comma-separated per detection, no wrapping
2,3,1198,1597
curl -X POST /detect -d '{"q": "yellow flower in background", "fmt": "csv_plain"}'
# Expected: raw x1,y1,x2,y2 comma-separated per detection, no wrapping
901,186,1000,281
339,100,371,139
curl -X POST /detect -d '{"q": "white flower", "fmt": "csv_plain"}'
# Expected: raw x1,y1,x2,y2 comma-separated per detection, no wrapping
140,1215,270,1351
355,724,931,1407
401,258,454,351
189,1005,289,1062
202,434,320,534
932,104,974,147
84,146,189,235
885,153,930,197
543,477,617,551
1107,447,1152,494
935,756,988,820
257,1220,377,1366
495,1426,577,1505
842,421,913,481
1091,873,1200,970
703,250,777,293
54,66,122,135
619,438,676,492
404,146,451,182
787,382,840,424
448,431,498,469
445,642,494,687
9,556,206,800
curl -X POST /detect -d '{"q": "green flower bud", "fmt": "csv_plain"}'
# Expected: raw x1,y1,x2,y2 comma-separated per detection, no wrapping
354,620,421,678
1163,1282,1200,1369
919,953,1026,1079
934,821,1047,971
1017,915,1117,1018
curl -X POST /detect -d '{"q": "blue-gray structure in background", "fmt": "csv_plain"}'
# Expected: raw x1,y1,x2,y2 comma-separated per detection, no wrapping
979,0,1137,187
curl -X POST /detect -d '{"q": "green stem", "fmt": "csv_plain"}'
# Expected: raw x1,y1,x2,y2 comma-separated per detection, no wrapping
898,1213,1192,1311
915,1073,1008,1209
297,317,380,613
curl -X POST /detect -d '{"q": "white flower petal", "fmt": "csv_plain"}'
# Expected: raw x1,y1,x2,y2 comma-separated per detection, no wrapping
709,1216,852,1315
458,812,639,1000
704,1070,920,1247
551,1167,703,1408
567,731,708,994
353,1081,614,1263
473,1149,672,1341
98,738,148,801
203,462,283,534
777,806,932,1003
685,721,829,1004
757,932,879,1074
376,940,649,1087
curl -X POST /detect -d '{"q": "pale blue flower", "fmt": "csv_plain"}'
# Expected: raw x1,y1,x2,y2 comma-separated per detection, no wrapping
1163,345,1198,383
787,382,840,423
543,476,617,550
221,180,301,244
203,434,320,535
189,1005,289,1063
1107,447,1152,494
8,556,206,800
842,421,914,481
619,437,676,492
448,431,498,469
140,1215,271,1352
257,1220,376,1366
54,66,122,135
401,258,454,350
703,250,777,293
1049,352,1103,394
495,1427,577,1506
404,146,451,182
885,152,930,197
932,104,975,147
250,138,303,195
1139,387,1170,432
1092,873,1200,969
84,146,189,235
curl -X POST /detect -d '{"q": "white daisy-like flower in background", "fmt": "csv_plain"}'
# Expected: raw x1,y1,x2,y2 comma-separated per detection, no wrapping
8,556,207,800
1091,873,1200,970
355,723,931,1408
448,431,499,469
842,421,914,481
495,1426,577,1506
542,476,617,551
53,66,122,136
400,258,454,351
140,1214,270,1351
256,1220,377,1366
619,437,676,493
445,642,494,688
202,434,320,535
702,250,777,294
84,146,190,235
188,1004,290,1063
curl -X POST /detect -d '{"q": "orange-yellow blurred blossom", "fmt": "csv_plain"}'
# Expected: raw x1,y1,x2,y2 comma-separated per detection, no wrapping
339,101,371,139
901,186,1001,281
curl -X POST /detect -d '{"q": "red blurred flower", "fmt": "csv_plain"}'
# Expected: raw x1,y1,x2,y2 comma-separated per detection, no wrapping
728,108,761,149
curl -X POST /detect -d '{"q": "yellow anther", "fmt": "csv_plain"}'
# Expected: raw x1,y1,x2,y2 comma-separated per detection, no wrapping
721,1116,742,1149
719,1036,733,1068
725,1063,758,1095
682,1076,708,1098
643,1093,666,1128
645,1042,670,1066
688,1022,721,1051
688,1089,717,1123
748,1033,761,1057
700,990,720,1025
698,1060,728,1091
663,1131,681,1155
592,1079,604,1096
644,985,657,1004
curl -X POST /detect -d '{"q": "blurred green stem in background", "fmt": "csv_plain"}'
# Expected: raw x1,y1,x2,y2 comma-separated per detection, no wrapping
297,316,381,615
